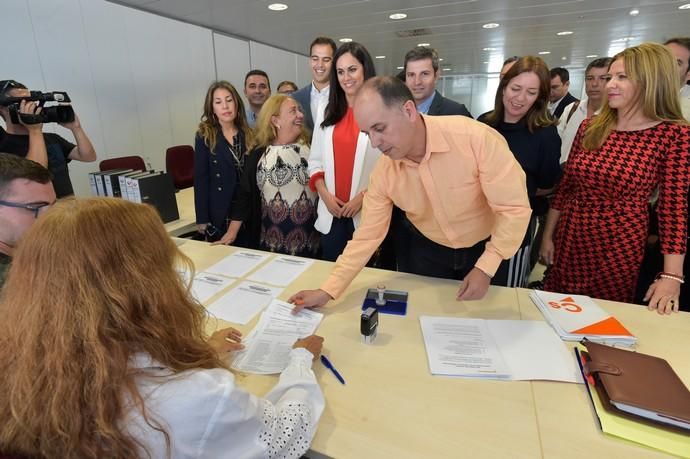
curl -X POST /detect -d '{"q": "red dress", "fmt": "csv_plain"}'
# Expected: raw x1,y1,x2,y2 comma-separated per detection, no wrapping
544,120,690,303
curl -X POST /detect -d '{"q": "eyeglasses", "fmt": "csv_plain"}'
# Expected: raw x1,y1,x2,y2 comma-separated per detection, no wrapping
0,200,54,218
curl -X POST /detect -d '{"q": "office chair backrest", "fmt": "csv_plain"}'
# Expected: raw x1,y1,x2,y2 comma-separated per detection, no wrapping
165,145,194,190
99,155,146,172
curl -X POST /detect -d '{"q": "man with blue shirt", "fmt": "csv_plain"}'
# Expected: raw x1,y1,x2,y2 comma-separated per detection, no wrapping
243,70,271,128
404,47,472,118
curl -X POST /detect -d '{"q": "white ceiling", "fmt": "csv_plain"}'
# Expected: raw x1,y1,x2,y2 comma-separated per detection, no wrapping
109,0,690,75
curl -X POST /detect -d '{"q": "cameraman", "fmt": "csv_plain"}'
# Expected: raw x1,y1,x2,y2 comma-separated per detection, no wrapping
0,99,48,168
0,80,97,198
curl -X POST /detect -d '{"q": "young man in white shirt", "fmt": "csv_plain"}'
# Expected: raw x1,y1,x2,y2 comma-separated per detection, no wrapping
292,37,336,132
664,37,690,120
557,57,612,163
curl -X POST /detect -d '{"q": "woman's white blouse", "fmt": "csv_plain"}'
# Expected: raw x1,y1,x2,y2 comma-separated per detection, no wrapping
124,348,324,459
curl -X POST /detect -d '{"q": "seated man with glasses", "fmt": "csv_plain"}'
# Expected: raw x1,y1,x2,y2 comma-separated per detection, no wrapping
0,153,55,288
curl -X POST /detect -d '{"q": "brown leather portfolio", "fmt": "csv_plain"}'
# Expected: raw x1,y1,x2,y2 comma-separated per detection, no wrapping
583,340,690,431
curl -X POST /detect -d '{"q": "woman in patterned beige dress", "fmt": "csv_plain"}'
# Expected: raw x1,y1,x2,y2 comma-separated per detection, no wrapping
220,94,320,257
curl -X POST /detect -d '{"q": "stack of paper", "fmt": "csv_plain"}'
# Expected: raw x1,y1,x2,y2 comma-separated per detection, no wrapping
232,300,323,374
530,291,637,347
419,316,582,382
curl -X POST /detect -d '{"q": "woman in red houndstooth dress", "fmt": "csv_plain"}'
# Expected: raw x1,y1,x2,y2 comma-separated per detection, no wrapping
540,43,690,312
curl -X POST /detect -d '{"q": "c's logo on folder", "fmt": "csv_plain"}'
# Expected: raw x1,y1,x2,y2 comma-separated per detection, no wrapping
548,296,582,313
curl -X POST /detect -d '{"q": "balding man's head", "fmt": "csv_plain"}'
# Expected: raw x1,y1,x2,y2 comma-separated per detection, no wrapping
357,76,416,109
354,76,423,162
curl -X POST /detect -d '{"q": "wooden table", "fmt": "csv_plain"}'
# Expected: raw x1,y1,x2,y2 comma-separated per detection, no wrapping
516,288,690,459
178,239,689,458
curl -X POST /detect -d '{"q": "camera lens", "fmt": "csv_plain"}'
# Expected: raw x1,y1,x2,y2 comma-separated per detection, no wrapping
42,105,75,124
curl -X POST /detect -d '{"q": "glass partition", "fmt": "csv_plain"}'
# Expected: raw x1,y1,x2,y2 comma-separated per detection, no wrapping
438,69,585,117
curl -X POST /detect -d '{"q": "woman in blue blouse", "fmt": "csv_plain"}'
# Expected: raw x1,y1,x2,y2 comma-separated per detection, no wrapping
194,81,254,243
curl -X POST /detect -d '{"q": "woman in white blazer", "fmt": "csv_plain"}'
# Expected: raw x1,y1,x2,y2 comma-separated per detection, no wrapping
308,42,381,261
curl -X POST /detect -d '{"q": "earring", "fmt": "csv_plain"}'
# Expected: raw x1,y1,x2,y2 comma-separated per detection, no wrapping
276,124,281,130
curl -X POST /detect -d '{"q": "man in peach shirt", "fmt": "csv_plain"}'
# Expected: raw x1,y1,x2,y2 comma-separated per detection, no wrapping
291,76,531,311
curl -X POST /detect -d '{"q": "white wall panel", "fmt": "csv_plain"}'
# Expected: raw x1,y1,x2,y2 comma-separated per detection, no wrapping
0,0,217,195
295,55,311,89
80,0,143,169
0,1,44,91
249,41,300,94
121,6,175,171
0,0,324,196
159,19,215,149
27,0,105,196
213,33,251,95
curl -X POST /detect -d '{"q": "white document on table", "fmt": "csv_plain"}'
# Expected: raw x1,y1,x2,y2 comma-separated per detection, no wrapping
247,256,314,287
205,251,272,278
420,316,511,379
206,281,283,325
490,320,582,383
190,272,236,303
419,316,582,383
232,300,323,374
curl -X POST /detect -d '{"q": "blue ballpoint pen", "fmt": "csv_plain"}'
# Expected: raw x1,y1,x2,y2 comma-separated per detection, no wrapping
320,355,346,385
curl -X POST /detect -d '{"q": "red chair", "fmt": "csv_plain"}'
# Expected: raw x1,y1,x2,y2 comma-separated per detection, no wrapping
166,145,194,190
99,155,146,172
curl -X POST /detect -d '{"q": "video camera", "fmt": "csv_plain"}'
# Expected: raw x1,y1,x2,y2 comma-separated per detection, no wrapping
0,89,75,125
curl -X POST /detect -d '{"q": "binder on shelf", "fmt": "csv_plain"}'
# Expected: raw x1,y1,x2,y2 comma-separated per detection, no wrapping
530,290,636,346
98,168,131,196
576,344,690,457
103,169,137,198
123,171,152,201
93,171,107,196
88,172,99,196
129,171,162,203
133,172,179,223
118,171,148,201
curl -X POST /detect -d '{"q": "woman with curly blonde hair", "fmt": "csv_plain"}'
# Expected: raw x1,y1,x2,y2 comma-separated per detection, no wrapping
0,198,324,458
216,94,320,257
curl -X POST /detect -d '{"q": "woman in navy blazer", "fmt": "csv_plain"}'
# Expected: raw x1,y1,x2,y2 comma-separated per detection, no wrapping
194,81,254,244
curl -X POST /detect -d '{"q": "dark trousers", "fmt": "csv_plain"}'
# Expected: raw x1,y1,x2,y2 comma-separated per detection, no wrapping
321,217,355,262
396,211,485,280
